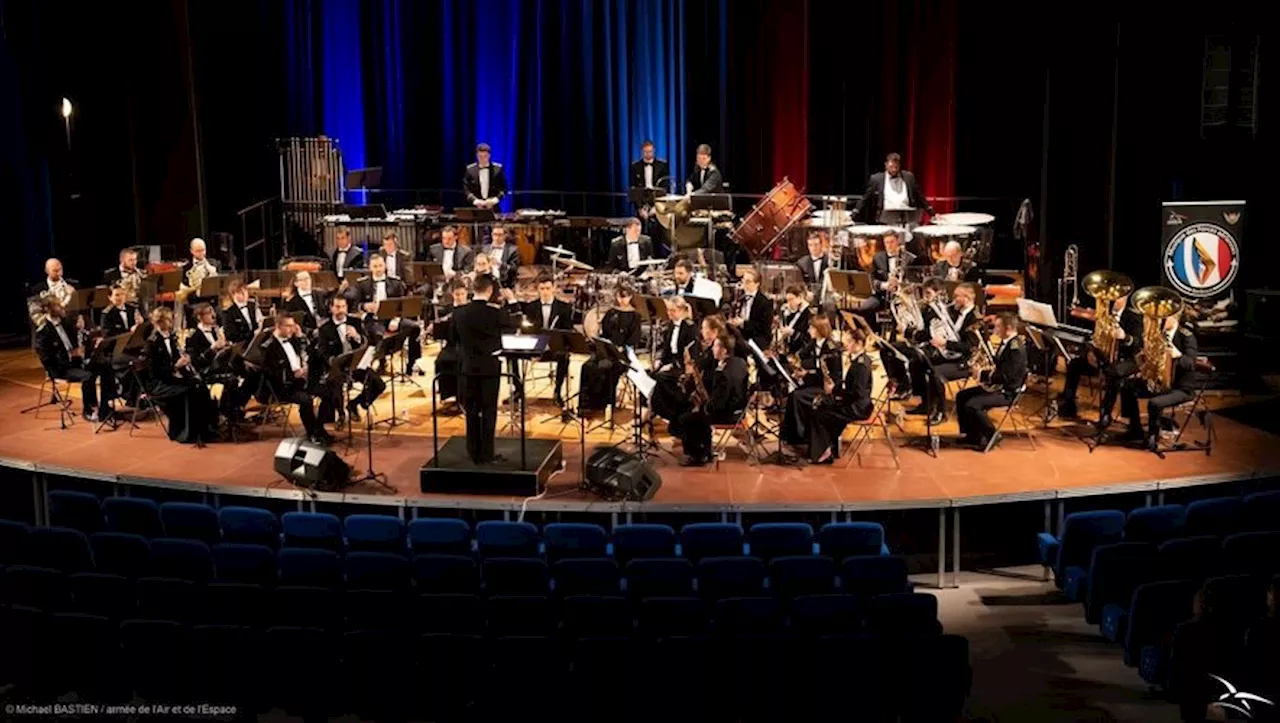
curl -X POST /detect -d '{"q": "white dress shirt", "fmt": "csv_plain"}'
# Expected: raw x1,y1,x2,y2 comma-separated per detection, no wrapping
335,248,348,277
442,247,455,276
112,306,130,330
626,241,641,270
373,279,388,304
298,291,315,315
236,302,254,328
488,245,504,266
643,163,654,189
54,322,73,352
479,166,491,199
669,321,681,355
198,324,216,345
278,337,302,372
384,254,398,278
883,174,910,211
335,318,353,353
810,255,825,280
541,302,553,328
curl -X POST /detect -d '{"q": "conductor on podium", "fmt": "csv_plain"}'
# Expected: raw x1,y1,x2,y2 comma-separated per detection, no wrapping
450,275,519,464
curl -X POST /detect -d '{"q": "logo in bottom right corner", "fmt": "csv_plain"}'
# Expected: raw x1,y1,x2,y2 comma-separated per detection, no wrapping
1207,674,1275,719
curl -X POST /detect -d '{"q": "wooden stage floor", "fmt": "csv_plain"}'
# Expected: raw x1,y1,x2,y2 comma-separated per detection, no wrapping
2,347,1277,510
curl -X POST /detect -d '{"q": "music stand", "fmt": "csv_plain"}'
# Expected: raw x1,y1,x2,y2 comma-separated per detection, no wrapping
828,270,873,328
344,344,392,491
371,298,413,429
686,295,719,320
538,329,591,427
91,332,131,433
498,334,549,470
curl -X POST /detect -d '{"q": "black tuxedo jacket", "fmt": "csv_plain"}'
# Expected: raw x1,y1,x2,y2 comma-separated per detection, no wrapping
871,250,914,296
35,319,80,377
101,304,139,339
657,319,698,369
738,292,773,350
315,316,367,361
519,299,574,333
331,246,366,276
686,164,724,194
480,244,520,287
428,243,475,274
261,335,310,393
853,170,933,222
932,259,977,283
284,290,329,332
221,302,262,345
354,277,408,309
796,255,829,286
143,332,183,386
450,300,519,376
708,356,749,416
629,159,670,192
1171,325,1200,391
780,305,812,355
607,236,654,272
376,249,414,280
989,335,1029,397
103,267,143,287
183,325,224,372
463,163,508,203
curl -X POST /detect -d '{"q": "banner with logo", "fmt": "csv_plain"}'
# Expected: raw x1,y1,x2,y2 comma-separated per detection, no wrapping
1160,200,1244,332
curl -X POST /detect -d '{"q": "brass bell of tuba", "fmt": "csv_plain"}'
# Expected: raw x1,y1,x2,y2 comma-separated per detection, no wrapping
1082,270,1134,363
1131,286,1183,394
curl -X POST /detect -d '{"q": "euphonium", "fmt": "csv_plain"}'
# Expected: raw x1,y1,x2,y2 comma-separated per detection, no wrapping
1082,270,1134,363
1132,286,1182,394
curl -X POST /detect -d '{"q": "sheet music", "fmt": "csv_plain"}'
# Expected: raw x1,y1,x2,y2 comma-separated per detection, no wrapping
356,347,377,371
502,334,541,351
746,339,770,366
1017,298,1058,328
625,346,645,371
627,366,657,398
690,276,723,306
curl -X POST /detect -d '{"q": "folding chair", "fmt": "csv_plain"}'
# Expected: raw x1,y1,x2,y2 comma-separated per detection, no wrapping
984,385,1035,453
710,398,760,470
259,376,299,438
842,384,900,470
22,370,76,427
1156,357,1216,457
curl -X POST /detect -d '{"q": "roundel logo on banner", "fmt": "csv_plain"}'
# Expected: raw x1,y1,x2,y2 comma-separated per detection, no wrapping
1164,222,1240,298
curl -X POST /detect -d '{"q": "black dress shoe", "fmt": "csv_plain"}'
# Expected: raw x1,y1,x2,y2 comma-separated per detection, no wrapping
1145,434,1160,452
891,388,914,402
347,400,362,423
1097,413,1113,430
927,411,946,426
310,432,335,446
553,393,565,408
984,431,1003,452
680,454,709,467
1121,426,1146,442
1057,400,1078,419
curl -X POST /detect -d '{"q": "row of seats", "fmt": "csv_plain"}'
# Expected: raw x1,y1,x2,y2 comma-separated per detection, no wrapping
32,492,893,560
0,605,970,721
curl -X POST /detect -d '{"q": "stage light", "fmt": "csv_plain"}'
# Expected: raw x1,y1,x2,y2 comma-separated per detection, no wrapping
61,98,73,118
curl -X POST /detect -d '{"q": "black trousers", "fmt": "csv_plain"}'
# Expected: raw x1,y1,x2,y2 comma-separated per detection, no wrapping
62,365,99,414
275,385,321,438
955,386,1014,441
909,357,968,414
781,386,824,445
580,357,624,410
1120,382,1195,436
809,403,870,462
677,407,737,459
435,349,460,400
1098,358,1138,420
318,369,386,422
879,342,911,393
149,379,217,444
460,374,501,463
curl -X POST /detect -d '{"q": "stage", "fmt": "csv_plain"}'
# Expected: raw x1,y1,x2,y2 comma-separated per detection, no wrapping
1,347,1277,512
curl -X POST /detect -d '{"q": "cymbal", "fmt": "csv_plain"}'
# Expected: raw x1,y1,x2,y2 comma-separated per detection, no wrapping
913,224,978,237
934,212,995,226
554,257,594,271
544,245,575,257
633,258,667,267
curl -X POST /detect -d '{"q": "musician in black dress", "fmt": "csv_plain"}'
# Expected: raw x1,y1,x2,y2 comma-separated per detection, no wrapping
779,286,812,356
261,313,329,445
782,316,843,447
647,296,697,427
282,270,328,334
729,267,773,352
1056,292,1143,425
1119,313,1199,452
805,326,874,464
314,296,385,425
955,313,1028,451
34,296,105,421
141,308,218,444
579,285,641,411
907,281,982,425
450,275,520,464
677,332,748,466
430,281,470,401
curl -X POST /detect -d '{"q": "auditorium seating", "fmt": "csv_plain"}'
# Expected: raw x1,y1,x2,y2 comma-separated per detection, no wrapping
0,505,969,720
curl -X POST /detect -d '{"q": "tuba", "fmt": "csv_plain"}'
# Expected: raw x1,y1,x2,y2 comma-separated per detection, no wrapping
1082,270,1134,364
1131,286,1183,394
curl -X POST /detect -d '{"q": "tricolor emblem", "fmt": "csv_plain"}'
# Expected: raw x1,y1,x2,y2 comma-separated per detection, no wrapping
1164,222,1239,298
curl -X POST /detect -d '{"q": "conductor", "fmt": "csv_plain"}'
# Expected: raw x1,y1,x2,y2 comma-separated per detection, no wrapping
450,274,519,464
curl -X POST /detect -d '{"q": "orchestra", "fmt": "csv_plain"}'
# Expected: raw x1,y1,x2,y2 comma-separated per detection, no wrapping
18,148,1211,473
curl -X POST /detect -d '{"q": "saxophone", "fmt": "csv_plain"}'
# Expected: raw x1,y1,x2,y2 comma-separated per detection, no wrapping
812,349,838,409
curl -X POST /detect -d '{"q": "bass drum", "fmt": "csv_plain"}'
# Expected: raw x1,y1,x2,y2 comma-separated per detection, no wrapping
582,304,609,341
733,178,814,257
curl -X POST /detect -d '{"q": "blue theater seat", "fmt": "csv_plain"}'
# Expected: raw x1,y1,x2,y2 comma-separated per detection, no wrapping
1222,531,1280,576
211,543,277,586
47,490,103,534
89,532,149,578
475,520,540,558
1038,510,1125,590
266,626,340,717
713,596,785,638
543,523,608,562
611,524,677,564
412,554,480,594
636,596,705,638
817,521,889,559
344,514,406,555
217,506,280,548
1084,542,1157,626
697,556,766,601
769,555,838,599
1184,496,1243,538
344,551,410,592
1124,504,1186,544
1157,536,1221,583
552,558,621,597
789,594,862,636
199,582,268,627
407,518,472,556
486,595,554,637
281,512,343,552
561,595,632,638
624,558,696,600
26,526,95,573
119,619,189,700
0,519,30,565
841,555,910,598
135,577,196,622
102,497,162,539
1241,490,1280,533
146,538,214,583
867,592,942,636
48,612,117,699
69,572,134,621
189,624,264,710
680,522,745,561
414,593,483,635
343,589,410,631
747,522,814,560
277,548,343,589
272,586,340,631
159,502,221,545
2,565,70,611
1122,579,1200,667
483,558,550,596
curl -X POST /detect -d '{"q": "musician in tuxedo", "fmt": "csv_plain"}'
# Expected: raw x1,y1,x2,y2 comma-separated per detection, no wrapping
377,231,413,281
103,247,144,288
803,327,874,464
677,332,748,466
186,237,222,277
101,285,142,338
666,248,726,273
729,267,773,352
355,255,421,374
140,307,218,444
221,279,262,345
481,225,520,289
516,274,575,406
34,297,106,421
852,152,934,224
262,313,330,445
427,225,474,280
463,142,507,208
796,234,830,287
282,270,328,334
1119,314,1199,452
647,296,698,426
672,258,697,296
430,281,470,401
1057,293,1144,425
871,231,914,397
779,286,813,356
684,144,723,194
932,241,976,282
908,281,982,425
629,141,670,203
782,316,843,447
32,258,74,301
607,217,654,274
955,313,1028,451
450,274,520,464
330,227,366,278
315,296,385,425
184,303,230,378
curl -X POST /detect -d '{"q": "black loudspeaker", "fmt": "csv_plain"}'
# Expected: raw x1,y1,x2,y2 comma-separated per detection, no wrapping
583,447,662,502
273,438,353,492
